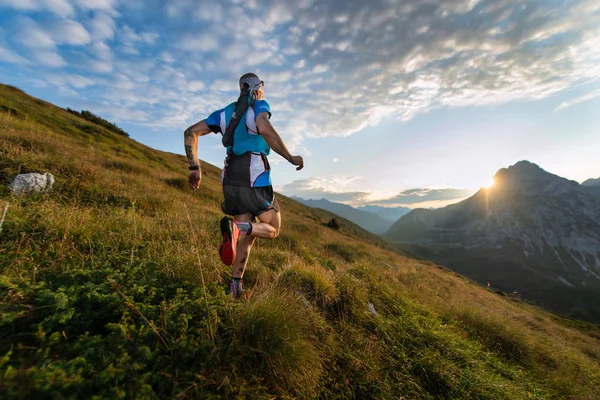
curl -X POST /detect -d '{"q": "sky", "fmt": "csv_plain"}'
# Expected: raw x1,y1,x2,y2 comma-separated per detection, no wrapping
0,0,599,209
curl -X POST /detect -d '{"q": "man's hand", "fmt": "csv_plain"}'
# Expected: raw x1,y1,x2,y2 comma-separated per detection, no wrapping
188,169,202,190
290,155,304,171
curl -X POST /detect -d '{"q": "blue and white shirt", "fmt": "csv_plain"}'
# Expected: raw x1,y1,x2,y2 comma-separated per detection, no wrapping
205,100,273,187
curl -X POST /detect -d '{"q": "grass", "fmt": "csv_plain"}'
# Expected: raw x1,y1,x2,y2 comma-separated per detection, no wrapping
1,83,600,398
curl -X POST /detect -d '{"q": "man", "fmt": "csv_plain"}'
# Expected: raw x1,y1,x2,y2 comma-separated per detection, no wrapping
183,73,304,298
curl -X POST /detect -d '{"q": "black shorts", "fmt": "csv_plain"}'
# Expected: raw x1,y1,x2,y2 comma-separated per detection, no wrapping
221,185,280,218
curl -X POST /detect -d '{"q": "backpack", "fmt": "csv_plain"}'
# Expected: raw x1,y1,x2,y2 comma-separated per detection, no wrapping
221,88,256,149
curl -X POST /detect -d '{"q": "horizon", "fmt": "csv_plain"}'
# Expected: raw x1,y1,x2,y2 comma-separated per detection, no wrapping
1,0,599,209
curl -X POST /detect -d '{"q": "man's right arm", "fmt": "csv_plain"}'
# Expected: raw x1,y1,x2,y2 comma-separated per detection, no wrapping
184,120,213,190
255,112,304,170
184,120,212,167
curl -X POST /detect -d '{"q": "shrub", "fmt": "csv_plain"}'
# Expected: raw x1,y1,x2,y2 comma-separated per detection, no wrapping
235,290,327,396
66,108,129,137
277,265,338,307
326,218,340,230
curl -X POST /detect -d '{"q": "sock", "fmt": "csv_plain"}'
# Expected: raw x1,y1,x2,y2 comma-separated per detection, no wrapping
234,221,253,235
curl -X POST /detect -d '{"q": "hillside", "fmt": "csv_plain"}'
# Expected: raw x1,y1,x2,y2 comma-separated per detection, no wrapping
1,84,600,399
384,161,600,323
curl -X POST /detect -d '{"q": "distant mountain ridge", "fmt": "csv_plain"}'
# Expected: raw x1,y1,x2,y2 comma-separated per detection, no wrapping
385,161,600,322
356,204,411,222
291,197,395,234
582,177,600,187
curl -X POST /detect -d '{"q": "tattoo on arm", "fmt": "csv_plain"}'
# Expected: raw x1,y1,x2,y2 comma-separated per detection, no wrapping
185,145,194,164
185,128,195,139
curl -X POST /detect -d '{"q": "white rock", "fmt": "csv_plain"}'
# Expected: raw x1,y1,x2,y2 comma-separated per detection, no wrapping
8,173,55,195
367,302,378,316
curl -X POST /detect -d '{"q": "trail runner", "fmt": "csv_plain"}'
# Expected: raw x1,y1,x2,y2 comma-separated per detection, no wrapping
184,73,304,298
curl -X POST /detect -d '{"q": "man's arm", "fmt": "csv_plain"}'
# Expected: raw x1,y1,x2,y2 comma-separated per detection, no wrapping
184,120,212,189
255,112,304,170
184,120,212,167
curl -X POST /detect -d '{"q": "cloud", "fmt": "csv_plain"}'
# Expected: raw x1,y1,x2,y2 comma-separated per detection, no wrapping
44,73,99,89
267,0,600,142
556,87,600,111
49,19,91,45
30,49,67,67
88,12,116,40
40,0,74,16
370,188,475,205
280,176,371,203
74,0,119,15
13,16,55,49
280,178,474,207
3,0,75,17
0,45,31,64
177,33,219,51
3,0,598,153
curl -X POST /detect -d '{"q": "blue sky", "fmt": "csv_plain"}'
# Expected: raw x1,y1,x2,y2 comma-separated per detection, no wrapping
1,0,599,209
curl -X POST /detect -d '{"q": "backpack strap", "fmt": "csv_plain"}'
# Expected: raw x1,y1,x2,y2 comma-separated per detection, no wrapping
222,88,256,151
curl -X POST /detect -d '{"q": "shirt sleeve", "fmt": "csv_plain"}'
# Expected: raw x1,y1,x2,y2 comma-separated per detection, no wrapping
253,100,271,120
205,109,223,133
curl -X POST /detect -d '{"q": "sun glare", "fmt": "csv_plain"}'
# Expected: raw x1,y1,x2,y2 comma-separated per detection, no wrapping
483,178,495,189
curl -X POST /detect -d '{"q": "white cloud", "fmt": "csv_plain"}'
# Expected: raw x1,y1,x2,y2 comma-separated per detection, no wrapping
50,19,91,45
91,41,112,60
31,49,67,67
187,81,206,92
87,57,113,73
556,87,600,111
0,0,37,10
89,12,115,40
0,0,73,16
159,51,175,63
14,17,55,49
177,33,219,51
139,32,159,44
39,0,74,17
74,0,119,15
0,45,31,64
45,73,98,89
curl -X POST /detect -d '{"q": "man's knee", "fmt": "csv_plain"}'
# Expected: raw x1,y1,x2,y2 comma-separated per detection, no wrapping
268,226,280,239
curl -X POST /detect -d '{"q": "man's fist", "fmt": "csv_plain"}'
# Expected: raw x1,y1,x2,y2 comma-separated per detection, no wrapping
188,169,201,190
290,155,304,171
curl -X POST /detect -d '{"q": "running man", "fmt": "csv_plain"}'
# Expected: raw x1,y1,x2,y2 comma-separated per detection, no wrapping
183,73,304,298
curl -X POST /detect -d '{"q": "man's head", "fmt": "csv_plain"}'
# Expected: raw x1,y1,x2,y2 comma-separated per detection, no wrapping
239,72,264,99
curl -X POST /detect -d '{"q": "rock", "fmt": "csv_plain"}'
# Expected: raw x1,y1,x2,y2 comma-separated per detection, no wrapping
367,302,378,315
8,173,55,195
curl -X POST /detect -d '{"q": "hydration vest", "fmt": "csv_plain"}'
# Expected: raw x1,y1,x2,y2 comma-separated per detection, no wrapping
221,89,270,156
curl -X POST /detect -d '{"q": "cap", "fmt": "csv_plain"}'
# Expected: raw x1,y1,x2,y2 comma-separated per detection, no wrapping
239,73,263,91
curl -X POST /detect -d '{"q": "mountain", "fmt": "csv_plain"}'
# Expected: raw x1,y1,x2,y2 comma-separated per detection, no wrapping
356,204,411,222
385,160,600,322
291,196,395,234
582,177,600,187
2,84,600,398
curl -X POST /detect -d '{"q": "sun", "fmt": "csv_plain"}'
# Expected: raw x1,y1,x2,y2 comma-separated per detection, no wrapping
483,178,495,189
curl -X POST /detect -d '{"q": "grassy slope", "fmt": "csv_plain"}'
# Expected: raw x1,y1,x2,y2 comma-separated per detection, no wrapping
1,83,599,399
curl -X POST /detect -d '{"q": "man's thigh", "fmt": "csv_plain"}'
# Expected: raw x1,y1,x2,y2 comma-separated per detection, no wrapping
257,208,281,231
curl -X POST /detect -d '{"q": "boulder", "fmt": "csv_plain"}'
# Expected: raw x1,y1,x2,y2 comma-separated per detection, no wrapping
8,173,55,195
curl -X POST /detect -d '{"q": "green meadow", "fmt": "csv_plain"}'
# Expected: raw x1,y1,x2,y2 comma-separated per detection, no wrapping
1,83,599,399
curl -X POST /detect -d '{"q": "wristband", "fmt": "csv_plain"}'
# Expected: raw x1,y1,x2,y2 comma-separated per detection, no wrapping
188,165,199,171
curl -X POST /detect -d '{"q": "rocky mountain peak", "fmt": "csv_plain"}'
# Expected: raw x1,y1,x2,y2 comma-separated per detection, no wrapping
492,160,576,196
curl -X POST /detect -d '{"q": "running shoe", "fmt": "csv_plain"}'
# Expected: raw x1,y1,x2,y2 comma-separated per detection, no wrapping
219,217,239,266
